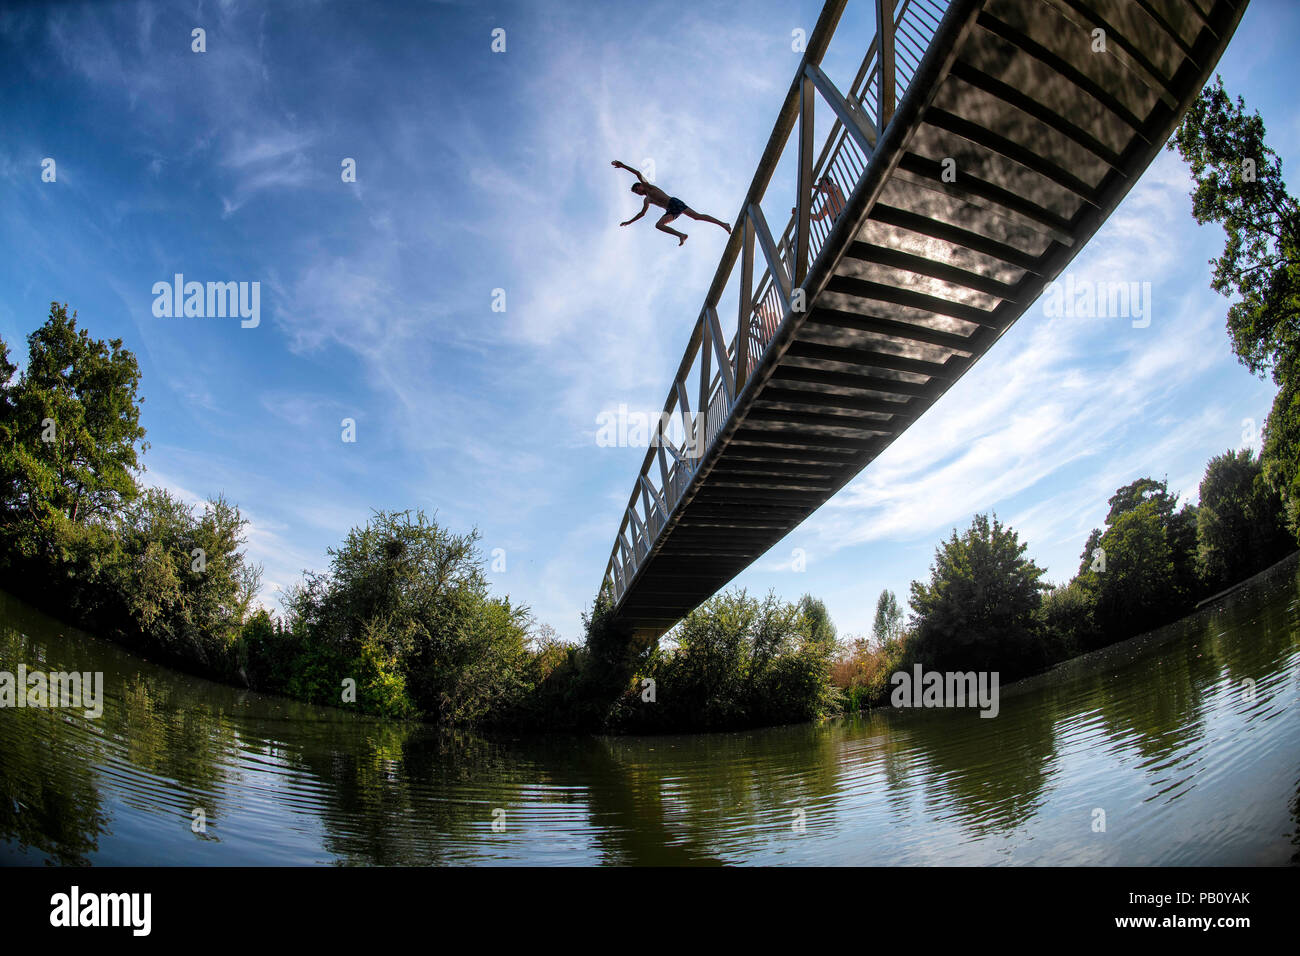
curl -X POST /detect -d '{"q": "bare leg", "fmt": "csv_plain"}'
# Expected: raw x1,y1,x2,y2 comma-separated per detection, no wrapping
685,208,731,234
656,213,688,246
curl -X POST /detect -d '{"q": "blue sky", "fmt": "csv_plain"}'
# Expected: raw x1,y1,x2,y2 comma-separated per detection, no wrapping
2,0,1298,641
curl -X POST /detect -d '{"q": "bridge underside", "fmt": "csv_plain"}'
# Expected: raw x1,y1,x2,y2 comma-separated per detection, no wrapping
611,0,1246,641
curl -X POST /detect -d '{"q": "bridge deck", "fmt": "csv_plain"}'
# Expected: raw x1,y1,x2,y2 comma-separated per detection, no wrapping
603,0,1247,640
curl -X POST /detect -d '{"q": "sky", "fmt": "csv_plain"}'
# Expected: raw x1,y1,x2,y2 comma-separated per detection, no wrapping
1,0,1298,641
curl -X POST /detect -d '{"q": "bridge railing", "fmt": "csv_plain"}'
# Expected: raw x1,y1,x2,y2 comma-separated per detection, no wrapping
603,0,951,606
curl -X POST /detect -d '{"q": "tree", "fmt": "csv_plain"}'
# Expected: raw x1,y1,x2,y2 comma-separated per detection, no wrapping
1083,501,1179,639
284,509,533,724
1080,477,1200,607
0,336,14,394
0,336,19,527
113,489,263,669
578,584,643,718
1,304,147,558
621,589,838,731
1261,353,1300,541
1170,76,1300,542
907,513,1049,680
1104,477,1179,525
1196,448,1293,590
1040,580,1099,655
870,589,903,648
796,593,836,650
1168,75,1300,378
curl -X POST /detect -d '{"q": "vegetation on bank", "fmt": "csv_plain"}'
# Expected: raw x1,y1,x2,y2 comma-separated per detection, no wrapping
0,305,836,729
832,463,1296,711
1,77,1296,733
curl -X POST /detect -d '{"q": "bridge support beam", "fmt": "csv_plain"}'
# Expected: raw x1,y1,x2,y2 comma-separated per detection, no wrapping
698,310,712,454
736,216,754,392
806,62,877,158
706,306,735,403
875,0,896,129
749,202,791,312
795,75,815,287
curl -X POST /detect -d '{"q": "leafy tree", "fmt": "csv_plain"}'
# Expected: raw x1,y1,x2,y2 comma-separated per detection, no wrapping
1040,580,1099,655
577,585,643,719
1196,448,1293,590
284,509,532,724
1261,355,1300,540
1081,500,1180,639
616,590,839,732
795,593,836,650
1077,526,1104,578
907,513,1049,680
1,304,147,558
0,310,266,676
1104,477,1176,525
1080,477,1200,608
112,489,262,669
1170,76,1300,541
0,336,14,394
0,336,19,527
1168,75,1299,377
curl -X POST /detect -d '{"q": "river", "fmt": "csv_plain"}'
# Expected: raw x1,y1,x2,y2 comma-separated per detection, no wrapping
2,554,1298,866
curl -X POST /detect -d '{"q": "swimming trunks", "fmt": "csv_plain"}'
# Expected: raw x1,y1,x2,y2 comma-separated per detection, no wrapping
666,196,687,217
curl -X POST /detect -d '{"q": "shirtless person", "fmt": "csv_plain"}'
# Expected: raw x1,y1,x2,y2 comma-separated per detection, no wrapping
612,160,731,246
791,175,847,224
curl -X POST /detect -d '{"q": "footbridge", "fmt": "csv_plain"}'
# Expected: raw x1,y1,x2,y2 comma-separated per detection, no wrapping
600,0,1247,640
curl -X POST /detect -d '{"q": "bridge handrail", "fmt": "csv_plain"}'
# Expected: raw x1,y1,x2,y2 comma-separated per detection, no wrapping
603,0,951,603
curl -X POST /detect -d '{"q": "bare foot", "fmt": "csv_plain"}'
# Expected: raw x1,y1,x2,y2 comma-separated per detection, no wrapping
679,234,688,246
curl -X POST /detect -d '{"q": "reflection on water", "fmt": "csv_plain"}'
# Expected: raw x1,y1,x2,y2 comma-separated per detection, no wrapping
2,554,1298,866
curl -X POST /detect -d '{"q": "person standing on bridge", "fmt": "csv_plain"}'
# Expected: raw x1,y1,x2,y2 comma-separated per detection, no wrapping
791,174,847,225
612,160,731,246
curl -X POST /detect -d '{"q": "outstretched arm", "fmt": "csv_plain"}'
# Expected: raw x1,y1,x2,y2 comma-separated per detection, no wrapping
611,159,646,183
621,199,650,226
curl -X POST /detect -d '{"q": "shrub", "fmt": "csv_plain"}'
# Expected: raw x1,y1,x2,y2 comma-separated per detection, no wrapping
612,590,839,732
110,489,261,672
279,509,533,724
832,632,911,712
1039,580,1098,656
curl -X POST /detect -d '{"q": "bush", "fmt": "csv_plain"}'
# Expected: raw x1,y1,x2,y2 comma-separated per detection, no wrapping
610,590,839,732
1039,580,1098,656
832,631,910,712
279,509,533,724
111,489,261,673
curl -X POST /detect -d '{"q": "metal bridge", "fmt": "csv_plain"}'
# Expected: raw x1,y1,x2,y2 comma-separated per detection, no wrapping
600,0,1247,641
